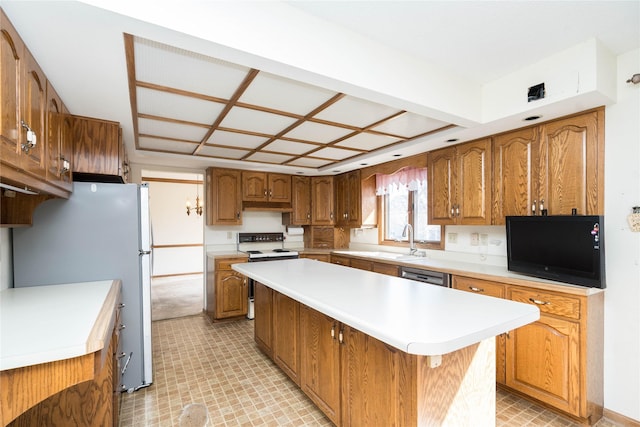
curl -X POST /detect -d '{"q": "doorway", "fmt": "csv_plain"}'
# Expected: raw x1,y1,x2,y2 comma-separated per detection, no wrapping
142,171,204,321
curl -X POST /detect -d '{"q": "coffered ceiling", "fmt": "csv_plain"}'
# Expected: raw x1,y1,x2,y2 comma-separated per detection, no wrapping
127,35,453,171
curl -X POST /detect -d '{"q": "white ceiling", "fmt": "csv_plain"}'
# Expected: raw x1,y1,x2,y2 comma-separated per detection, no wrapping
2,0,639,175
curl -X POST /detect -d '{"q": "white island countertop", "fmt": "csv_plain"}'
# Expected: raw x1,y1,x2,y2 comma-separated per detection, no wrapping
234,259,539,356
0,280,120,371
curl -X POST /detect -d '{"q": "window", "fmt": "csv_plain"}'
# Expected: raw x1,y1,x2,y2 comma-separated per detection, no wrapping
376,167,442,247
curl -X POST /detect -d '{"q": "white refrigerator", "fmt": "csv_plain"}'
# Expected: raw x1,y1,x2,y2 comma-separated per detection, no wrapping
12,182,153,392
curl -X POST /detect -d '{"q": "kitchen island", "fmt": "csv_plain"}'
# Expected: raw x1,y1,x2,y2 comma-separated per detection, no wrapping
233,259,539,426
0,280,121,426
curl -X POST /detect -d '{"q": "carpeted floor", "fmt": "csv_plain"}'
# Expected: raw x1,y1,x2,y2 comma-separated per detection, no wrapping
151,274,203,321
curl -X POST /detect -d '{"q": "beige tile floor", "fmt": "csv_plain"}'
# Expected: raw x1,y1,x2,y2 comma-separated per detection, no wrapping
119,314,620,427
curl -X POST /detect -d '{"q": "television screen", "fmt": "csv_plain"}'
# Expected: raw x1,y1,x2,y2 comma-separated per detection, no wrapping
506,215,605,288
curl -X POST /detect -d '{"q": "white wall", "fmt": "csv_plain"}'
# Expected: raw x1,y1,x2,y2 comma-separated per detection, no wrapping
601,49,640,421
145,179,204,276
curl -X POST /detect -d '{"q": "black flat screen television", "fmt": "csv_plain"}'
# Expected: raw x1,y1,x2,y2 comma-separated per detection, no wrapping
506,215,605,288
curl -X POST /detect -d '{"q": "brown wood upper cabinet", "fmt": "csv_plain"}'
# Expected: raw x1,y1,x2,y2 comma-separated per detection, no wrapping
72,115,126,182
206,167,242,225
283,175,312,225
311,176,334,225
492,109,604,223
428,138,492,225
335,170,377,228
242,171,291,203
46,83,73,193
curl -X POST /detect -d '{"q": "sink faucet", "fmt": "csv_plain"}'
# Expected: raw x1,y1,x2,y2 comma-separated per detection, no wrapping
402,224,417,255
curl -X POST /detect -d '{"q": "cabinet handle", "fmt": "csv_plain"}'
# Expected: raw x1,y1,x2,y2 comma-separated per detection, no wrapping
264,190,267,196
330,212,334,220
455,205,460,217
269,189,273,197
118,324,126,330
451,206,455,216
118,303,126,309
307,212,310,219
338,329,344,344
469,286,484,292
539,199,544,213
20,120,37,153
117,352,127,359
236,212,240,219
532,199,537,215
331,324,336,340
529,297,550,306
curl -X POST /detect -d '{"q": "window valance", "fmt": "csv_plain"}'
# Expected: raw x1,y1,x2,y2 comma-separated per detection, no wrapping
375,167,427,195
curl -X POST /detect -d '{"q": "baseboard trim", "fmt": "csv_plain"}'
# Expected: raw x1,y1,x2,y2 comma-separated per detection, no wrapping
603,408,640,427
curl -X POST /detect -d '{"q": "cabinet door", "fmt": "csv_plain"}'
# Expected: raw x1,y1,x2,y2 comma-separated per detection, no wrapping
72,116,121,176
206,168,242,225
493,127,539,223
349,258,372,271
427,146,456,225
19,49,47,178
334,173,349,226
300,306,341,425
268,173,291,203
539,111,602,215
273,292,300,385
346,170,363,227
311,176,334,225
45,82,64,186
372,262,398,277
254,281,274,358
290,175,311,225
456,138,491,224
0,12,24,167
242,171,267,202
341,326,414,427
506,315,580,416
215,271,247,318
58,106,73,191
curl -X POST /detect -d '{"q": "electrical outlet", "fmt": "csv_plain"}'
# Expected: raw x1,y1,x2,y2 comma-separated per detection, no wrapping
227,231,233,240
480,234,489,246
448,232,458,244
470,233,479,246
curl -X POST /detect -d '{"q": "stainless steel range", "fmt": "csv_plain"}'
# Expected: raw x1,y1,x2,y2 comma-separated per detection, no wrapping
237,232,299,318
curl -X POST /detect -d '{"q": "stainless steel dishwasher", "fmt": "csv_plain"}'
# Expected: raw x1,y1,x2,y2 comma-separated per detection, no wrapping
400,266,451,287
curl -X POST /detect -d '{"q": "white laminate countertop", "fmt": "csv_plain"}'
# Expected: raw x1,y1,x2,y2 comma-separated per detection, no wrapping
0,280,120,371
233,259,539,356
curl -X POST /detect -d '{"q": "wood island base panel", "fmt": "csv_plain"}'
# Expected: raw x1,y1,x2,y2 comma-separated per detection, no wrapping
234,259,539,426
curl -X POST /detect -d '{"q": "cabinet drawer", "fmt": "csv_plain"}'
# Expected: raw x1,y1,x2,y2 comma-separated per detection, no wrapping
509,288,581,320
452,276,505,298
331,255,351,267
373,262,399,277
350,258,373,271
215,258,246,270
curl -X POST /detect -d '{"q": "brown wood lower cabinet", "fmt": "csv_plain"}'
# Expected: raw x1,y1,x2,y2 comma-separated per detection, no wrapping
206,256,248,321
300,306,341,425
255,280,498,426
452,275,604,425
273,292,300,385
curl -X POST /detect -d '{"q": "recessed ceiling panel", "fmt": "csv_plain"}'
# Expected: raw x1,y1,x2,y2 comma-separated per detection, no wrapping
372,112,450,137
134,37,250,99
220,107,298,135
246,152,295,164
283,121,353,144
313,146,360,160
263,139,319,155
239,72,337,115
287,157,333,168
138,118,208,141
197,145,250,159
137,87,225,124
336,132,401,150
314,96,402,128
138,136,199,154
206,130,269,149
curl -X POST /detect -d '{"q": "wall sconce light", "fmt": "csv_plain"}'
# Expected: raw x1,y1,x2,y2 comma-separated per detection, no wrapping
626,74,640,84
